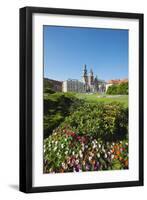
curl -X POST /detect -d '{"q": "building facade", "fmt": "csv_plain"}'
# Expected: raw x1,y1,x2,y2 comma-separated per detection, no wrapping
62,65,106,93
62,79,85,93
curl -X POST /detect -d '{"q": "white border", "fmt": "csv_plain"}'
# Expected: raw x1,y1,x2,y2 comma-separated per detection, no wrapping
32,13,139,187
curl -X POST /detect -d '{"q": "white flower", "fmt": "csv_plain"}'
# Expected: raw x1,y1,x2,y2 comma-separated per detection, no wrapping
102,147,105,153
111,154,114,159
65,151,68,155
53,147,57,151
82,145,85,151
90,152,94,157
79,153,83,158
97,153,100,158
75,159,79,165
55,141,58,145
89,156,92,161
62,162,67,169
94,139,97,144
79,150,83,158
79,150,82,155
93,143,97,149
75,154,78,158
62,162,65,167
67,158,70,164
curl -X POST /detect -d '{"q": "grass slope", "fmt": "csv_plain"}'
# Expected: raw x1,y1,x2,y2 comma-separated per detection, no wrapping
75,93,128,107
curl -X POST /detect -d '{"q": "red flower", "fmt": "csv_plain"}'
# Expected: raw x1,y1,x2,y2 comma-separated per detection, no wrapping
66,131,76,137
77,136,81,140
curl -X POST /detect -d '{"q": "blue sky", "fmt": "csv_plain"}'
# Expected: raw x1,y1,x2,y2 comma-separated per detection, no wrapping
44,26,128,81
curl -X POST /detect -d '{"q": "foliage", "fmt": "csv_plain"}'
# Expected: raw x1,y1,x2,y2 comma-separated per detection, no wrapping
44,130,128,173
43,93,128,173
106,82,128,95
44,88,55,94
44,78,54,93
44,92,83,138
106,84,118,95
117,82,128,95
59,102,128,141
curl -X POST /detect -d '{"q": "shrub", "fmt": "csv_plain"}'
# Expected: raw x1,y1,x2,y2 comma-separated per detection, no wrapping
106,84,118,95
44,92,83,138
117,82,128,95
43,101,128,173
59,102,128,141
106,82,128,95
44,88,55,94
44,78,54,93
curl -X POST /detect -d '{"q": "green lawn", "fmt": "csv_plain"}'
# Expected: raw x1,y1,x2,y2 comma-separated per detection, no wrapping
75,93,128,107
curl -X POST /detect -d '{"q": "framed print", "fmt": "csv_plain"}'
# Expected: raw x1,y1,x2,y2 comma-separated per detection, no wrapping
19,7,144,193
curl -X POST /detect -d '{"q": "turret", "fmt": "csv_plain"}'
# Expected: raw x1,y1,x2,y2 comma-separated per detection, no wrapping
82,64,88,84
89,68,94,85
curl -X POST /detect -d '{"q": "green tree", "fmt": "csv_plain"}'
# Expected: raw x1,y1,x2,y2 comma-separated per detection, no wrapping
106,82,128,95
106,84,118,95
117,82,128,95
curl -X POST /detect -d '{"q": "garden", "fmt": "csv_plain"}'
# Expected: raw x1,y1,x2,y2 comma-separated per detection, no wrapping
43,88,128,173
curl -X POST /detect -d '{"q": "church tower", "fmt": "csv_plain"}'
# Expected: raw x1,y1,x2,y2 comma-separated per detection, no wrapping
82,64,88,83
88,68,94,92
89,68,94,85
82,64,88,91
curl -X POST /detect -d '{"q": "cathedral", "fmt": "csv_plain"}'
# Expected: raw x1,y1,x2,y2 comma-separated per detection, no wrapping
82,64,106,93
62,64,106,93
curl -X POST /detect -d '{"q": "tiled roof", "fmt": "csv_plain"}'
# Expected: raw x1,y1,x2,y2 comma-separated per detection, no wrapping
107,79,128,84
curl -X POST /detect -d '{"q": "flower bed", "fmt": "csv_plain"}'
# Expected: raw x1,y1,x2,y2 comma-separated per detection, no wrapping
44,128,128,173
44,102,128,173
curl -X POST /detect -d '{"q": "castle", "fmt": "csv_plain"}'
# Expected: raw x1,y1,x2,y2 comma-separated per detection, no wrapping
62,64,106,93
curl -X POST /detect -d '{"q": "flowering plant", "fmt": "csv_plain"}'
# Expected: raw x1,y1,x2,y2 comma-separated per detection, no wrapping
60,102,128,141
44,101,128,173
44,128,128,173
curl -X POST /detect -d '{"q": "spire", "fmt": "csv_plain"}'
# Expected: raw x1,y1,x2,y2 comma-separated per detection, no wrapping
95,75,98,80
89,68,93,76
88,67,94,86
83,64,87,76
83,64,87,70
83,64,87,73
